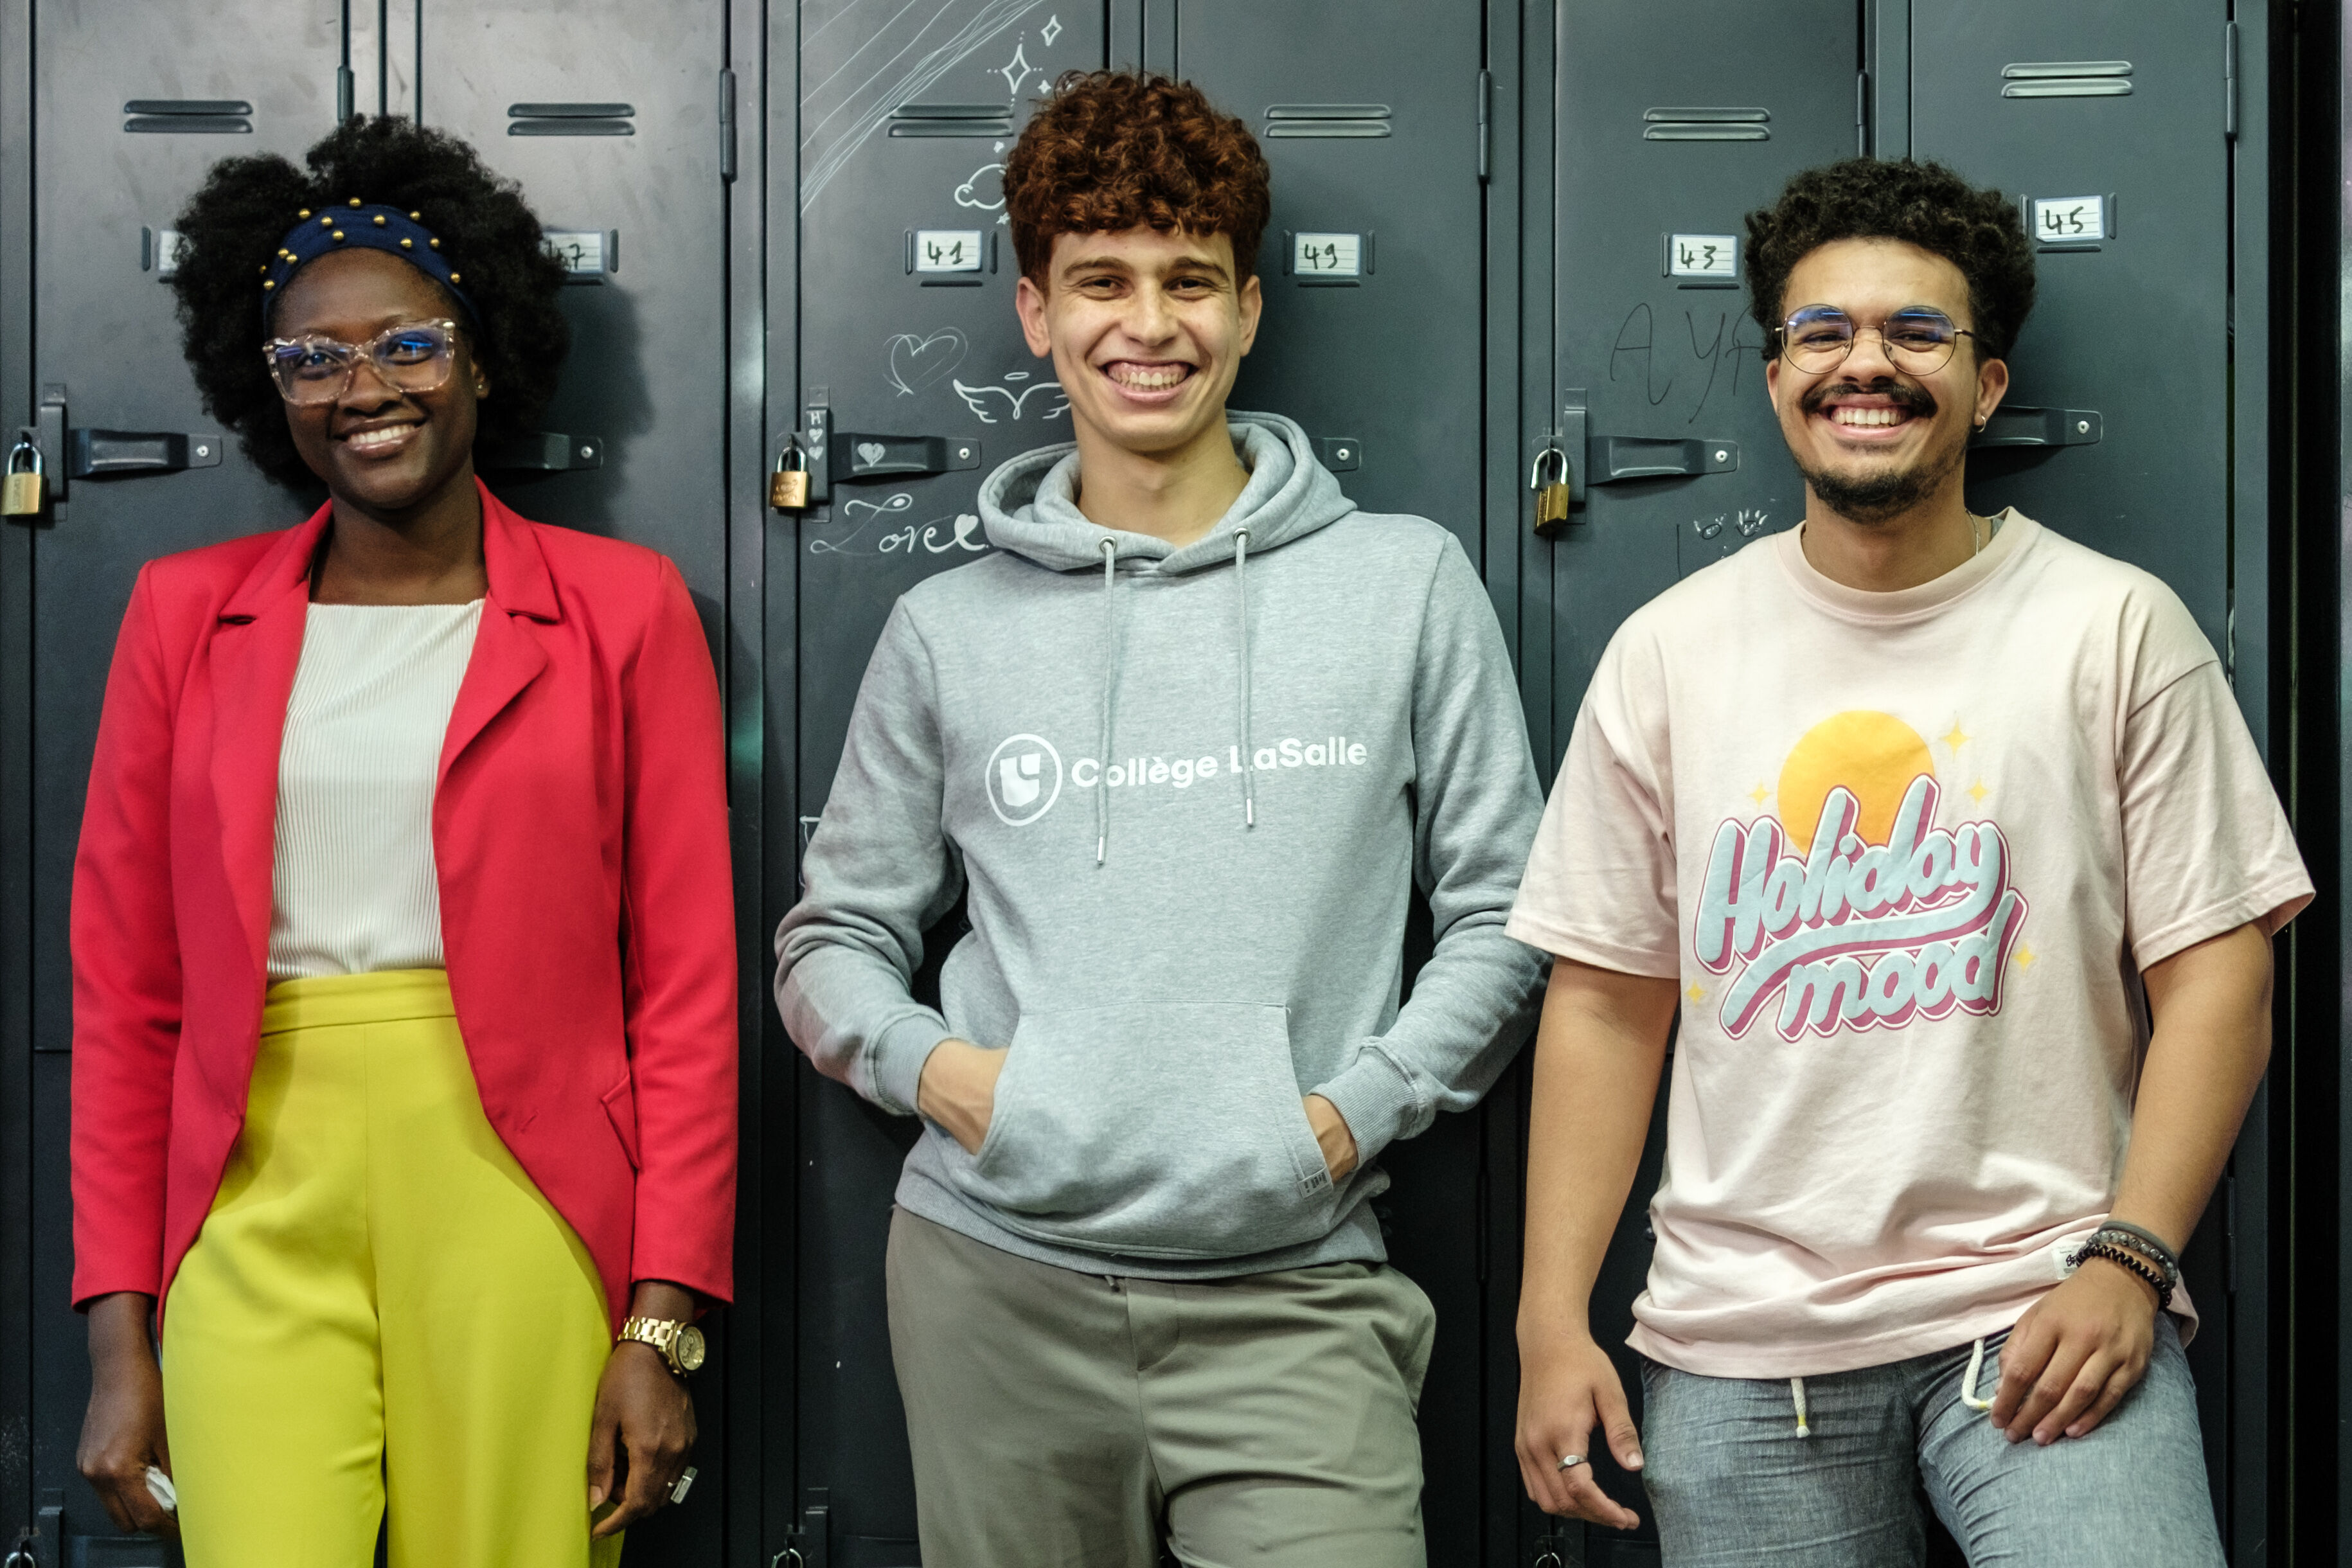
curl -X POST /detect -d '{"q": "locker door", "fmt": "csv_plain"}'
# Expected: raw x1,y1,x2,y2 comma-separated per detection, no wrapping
1163,4,1494,1556
782,4,1109,1561
1537,5,1862,1556
1911,1,2233,655
1903,0,2248,1542
17,5,346,1558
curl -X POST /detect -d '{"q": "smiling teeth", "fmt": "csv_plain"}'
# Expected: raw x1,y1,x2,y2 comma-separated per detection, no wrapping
1110,365,1188,390
346,427,409,449
1831,407,1907,427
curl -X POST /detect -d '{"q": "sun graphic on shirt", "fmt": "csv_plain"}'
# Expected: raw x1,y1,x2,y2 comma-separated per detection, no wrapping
1776,711,1936,855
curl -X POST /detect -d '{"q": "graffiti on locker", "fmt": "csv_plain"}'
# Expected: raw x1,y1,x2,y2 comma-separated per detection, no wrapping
886,329,972,396
808,492,990,558
801,0,1075,212
954,162,1008,218
1608,304,1764,423
952,372,1068,423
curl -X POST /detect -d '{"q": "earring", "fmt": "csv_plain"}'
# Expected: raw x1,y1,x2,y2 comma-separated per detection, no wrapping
1973,415,1986,430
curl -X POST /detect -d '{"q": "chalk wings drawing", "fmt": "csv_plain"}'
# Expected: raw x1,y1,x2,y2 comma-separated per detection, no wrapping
952,375,1069,423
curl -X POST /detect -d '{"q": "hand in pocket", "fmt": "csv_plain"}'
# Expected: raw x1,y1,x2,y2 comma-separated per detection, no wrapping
918,1038,1008,1154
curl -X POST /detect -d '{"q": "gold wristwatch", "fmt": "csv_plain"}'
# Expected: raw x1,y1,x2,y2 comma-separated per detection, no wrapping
618,1315,707,1377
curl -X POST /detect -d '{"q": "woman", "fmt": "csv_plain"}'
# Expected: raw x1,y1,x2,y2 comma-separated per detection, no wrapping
68,115,736,1564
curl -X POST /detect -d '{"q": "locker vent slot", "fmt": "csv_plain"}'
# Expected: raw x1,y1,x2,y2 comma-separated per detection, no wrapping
2000,60,2133,98
123,98,252,134
1643,107,1768,142
1265,104,1391,139
508,103,636,136
891,103,1014,137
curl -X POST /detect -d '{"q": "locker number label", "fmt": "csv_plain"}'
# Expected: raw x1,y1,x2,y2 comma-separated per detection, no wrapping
2031,196,2107,244
542,231,611,280
1666,234,1738,280
915,230,985,273
1294,233,1363,278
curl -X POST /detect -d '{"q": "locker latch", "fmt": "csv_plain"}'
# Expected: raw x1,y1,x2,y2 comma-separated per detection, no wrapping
1547,387,1743,516
827,431,981,484
1969,404,2101,449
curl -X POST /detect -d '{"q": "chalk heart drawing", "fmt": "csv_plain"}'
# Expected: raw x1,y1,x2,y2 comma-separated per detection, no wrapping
954,377,1070,423
954,162,1006,213
885,327,970,396
856,441,889,467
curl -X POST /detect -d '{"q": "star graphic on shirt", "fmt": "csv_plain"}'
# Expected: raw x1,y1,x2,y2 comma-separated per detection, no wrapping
1686,983,1706,1003
1968,778,1989,804
2014,945,2037,970
1748,781,1770,806
1944,723,1971,752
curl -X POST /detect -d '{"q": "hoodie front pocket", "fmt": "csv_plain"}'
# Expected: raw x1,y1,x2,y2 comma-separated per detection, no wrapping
956,1002,1337,1260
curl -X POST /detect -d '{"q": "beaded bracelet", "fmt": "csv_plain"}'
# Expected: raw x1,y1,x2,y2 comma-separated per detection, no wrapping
2074,1238,2173,1311
2095,1220,2182,1288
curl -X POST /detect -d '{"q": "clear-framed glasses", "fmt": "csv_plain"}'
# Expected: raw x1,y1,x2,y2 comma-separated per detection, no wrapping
260,319,459,406
1776,305,1976,376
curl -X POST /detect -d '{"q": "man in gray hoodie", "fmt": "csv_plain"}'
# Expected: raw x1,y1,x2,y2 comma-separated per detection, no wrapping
776,69,1544,1567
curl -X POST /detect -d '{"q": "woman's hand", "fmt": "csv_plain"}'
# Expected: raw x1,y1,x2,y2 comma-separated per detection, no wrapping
1989,1257,2159,1444
1514,1323,1644,1529
78,1292,177,1537
916,1039,1007,1155
587,1283,700,1537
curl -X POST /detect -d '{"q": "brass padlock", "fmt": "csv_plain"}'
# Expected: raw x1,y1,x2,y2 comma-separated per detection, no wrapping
769,443,810,510
3,434,44,519
1529,446,1571,539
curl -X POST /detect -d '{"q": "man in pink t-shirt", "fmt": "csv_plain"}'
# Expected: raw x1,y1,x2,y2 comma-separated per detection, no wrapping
1506,158,2310,1565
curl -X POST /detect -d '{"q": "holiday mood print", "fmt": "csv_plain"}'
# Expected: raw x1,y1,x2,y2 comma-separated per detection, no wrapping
1691,711,2029,1042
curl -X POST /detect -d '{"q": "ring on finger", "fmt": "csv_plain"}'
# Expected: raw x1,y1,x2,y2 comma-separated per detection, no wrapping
668,1465,699,1505
1555,1453,1585,1472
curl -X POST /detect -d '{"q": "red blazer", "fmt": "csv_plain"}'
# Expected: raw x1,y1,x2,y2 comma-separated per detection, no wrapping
70,483,736,1329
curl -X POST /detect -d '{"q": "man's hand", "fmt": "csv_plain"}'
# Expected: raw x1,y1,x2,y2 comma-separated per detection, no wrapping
1514,1324,1644,1529
588,1282,700,1537
1989,1257,2158,1445
1305,1094,1357,1179
917,1038,1007,1155
78,1292,177,1537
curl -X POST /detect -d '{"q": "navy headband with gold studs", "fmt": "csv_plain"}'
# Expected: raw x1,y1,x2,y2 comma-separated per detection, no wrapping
262,197,478,325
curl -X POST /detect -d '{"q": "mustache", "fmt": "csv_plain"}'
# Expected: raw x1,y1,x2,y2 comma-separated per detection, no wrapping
1800,379,1938,418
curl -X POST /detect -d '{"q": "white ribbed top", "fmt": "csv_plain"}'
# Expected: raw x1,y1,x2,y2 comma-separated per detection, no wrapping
267,600,484,981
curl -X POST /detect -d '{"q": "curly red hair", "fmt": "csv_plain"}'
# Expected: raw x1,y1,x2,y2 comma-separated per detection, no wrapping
1006,70,1271,285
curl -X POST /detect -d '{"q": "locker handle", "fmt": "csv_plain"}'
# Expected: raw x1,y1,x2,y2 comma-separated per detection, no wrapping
67,427,224,479
828,431,981,483
1969,404,2101,449
476,431,605,471
1589,436,1740,484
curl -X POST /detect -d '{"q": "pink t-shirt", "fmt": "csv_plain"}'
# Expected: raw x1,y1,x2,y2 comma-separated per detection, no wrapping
1506,512,2312,1378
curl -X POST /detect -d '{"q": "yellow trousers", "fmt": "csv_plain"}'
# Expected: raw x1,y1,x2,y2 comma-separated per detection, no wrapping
161,970,622,1567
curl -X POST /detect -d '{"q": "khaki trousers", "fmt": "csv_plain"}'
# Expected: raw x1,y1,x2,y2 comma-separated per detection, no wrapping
886,1207,1435,1568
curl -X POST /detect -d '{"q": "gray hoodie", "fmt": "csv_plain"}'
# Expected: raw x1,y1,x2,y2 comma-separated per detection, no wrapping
776,412,1546,1278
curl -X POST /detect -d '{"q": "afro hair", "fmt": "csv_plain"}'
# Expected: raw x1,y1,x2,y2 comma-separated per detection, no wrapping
168,114,571,490
1745,158,2036,362
1004,71,1272,285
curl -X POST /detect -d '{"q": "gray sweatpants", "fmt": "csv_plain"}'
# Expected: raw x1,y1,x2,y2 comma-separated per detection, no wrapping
1639,1316,2223,1566
885,1207,1435,1568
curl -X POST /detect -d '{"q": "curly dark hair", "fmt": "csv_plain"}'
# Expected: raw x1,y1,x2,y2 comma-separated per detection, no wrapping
169,114,571,490
1005,71,1272,285
1745,158,2036,362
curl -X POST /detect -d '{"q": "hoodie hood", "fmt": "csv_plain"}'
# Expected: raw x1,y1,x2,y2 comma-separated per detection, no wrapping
979,411,1357,573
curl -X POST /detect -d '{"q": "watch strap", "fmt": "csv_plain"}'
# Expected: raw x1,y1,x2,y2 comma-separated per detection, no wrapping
619,1314,688,1375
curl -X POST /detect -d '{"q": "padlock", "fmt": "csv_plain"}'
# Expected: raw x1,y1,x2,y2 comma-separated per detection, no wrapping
2,435,44,519
769,443,810,510
1529,446,1571,539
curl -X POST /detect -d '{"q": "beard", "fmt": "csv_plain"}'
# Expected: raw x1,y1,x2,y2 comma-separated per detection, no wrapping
1795,379,1964,526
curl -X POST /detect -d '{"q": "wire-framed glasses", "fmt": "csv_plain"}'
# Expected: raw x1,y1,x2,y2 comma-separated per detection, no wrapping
1776,305,1976,375
261,319,459,405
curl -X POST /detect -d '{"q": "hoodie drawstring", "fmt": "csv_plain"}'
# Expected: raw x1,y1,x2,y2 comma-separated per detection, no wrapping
1234,526,1256,830
1095,538,1118,865
1789,1378,1810,1439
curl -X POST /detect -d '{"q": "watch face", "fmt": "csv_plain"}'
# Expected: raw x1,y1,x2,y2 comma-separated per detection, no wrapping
676,1324,707,1372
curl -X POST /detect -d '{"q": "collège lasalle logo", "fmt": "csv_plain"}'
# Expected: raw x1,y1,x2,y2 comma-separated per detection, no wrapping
985,734,1064,826
1693,711,2029,1043
983,727,1373,828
